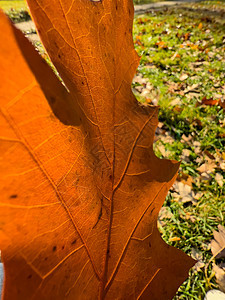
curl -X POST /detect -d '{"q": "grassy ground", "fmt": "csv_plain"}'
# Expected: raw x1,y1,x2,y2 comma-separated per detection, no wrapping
134,0,159,4
133,2,225,299
0,0,29,22
0,0,27,10
1,0,225,299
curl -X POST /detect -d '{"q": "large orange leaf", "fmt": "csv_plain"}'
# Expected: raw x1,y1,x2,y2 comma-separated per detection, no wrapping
0,0,194,299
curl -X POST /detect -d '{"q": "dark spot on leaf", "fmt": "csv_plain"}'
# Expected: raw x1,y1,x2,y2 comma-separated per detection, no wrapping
71,239,77,245
27,274,32,279
9,194,17,199
44,257,48,261
58,54,61,59
50,96,56,104
62,245,65,250
149,242,151,248
52,246,57,252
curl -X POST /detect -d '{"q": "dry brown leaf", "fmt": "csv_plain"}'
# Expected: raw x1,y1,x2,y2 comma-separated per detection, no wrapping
170,98,182,106
201,97,219,106
181,135,194,148
181,149,191,163
193,141,201,154
0,1,194,299
212,264,225,293
158,207,173,221
184,212,197,223
180,74,189,81
184,83,200,94
215,173,224,187
215,152,225,170
172,182,197,204
177,172,193,187
211,225,225,259
197,161,216,174
158,207,173,228
191,248,205,272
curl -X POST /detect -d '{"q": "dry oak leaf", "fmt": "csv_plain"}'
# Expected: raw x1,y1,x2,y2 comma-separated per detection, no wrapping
0,1,194,299
212,264,225,294
211,225,225,259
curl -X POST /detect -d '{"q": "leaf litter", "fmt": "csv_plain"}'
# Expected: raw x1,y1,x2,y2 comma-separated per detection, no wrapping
210,225,225,293
132,2,225,298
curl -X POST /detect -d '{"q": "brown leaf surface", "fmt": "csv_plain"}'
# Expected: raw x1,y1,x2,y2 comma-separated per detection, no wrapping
211,225,225,259
212,264,225,293
0,1,194,299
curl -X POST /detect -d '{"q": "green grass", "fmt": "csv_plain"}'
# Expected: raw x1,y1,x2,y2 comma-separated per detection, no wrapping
133,2,225,299
0,0,27,10
0,0,29,22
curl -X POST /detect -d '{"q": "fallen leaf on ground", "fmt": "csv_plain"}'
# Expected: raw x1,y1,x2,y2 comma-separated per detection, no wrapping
191,248,205,272
184,83,200,94
155,142,171,158
193,141,201,154
200,172,212,181
177,172,193,187
215,152,225,170
211,225,225,259
170,98,182,106
198,23,203,30
181,149,191,163
158,207,173,220
158,207,174,227
212,264,225,293
160,132,175,144
181,134,193,144
197,161,216,174
215,173,224,187
201,96,219,106
172,182,197,204
180,73,189,81
183,212,197,223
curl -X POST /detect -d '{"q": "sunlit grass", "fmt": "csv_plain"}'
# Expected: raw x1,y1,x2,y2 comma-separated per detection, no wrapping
133,3,225,299
0,0,27,10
